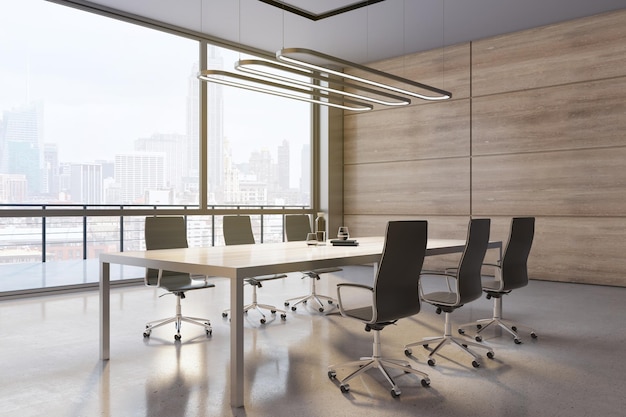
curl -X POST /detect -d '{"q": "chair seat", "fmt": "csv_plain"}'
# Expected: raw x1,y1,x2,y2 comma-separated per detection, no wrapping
159,274,216,292
422,291,457,306
245,274,287,286
342,306,374,322
481,278,502,291
304,267,343,278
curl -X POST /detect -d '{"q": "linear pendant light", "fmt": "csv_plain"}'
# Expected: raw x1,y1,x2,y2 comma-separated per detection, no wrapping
235,58,411,106
197,69,373,111
277,47,452,101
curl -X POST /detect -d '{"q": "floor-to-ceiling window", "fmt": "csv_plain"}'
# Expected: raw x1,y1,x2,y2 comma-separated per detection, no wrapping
0,0,313,294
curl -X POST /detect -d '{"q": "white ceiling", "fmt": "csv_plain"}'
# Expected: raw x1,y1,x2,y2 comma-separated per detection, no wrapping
88,0,626,64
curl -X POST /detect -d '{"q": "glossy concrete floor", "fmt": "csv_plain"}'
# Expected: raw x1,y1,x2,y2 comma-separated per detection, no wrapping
1,265,625,417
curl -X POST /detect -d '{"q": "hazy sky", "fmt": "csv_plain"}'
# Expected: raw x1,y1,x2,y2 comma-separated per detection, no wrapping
0,0,310,167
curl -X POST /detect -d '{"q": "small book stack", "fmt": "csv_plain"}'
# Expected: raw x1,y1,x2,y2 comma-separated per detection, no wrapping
330,239,359,246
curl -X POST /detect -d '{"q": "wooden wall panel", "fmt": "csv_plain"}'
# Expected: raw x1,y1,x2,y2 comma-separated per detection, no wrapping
472,10,626,96
345,214,470,239
344,99,469,164
530,217,626,286
472,77,626,155
342,10,626,286
344,158,470,216
472,147,626,217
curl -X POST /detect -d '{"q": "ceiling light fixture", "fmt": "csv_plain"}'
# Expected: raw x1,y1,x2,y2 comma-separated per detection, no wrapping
197,0,451,110
277,47,452,101
235,58,411,106
197,69,373,111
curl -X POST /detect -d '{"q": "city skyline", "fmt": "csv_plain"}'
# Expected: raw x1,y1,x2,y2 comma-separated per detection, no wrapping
0,1,310,180
0,0,312,205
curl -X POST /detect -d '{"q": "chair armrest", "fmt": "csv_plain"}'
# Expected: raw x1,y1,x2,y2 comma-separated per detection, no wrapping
144,269,163,287
419,271,457,296
481,263,502,280
336,283,374,316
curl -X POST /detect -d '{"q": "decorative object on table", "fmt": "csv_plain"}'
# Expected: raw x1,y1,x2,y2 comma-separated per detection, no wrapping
315,212,327,242
330,239,359,247
306,233,318,246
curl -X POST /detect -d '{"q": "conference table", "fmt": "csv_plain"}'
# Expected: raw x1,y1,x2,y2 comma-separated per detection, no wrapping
99,236,502,407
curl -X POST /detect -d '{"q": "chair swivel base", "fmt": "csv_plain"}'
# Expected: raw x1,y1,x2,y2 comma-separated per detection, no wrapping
284,293,336,313
222,302,287,324
143,293,212,341
222,281,287,324
143,315,212,341
284,275,337,313
458,297,537,344
459,317,537,345
404,312,494,368
328,331,430,398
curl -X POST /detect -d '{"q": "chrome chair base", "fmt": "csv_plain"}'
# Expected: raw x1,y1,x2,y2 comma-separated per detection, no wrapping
328,330,430,398
284,273,337,313
458,296,537,344
143,293,212,341
405,311,494,368
223,281,287,324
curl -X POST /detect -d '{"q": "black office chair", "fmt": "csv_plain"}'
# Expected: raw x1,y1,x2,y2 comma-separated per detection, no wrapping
404,218,494,368
283,214,342,313
143,216,214,341
458,217,537,344
328,221,431,398
221,215,287,324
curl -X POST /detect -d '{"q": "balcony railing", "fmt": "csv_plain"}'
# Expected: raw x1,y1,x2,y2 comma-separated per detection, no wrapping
0,204,313,297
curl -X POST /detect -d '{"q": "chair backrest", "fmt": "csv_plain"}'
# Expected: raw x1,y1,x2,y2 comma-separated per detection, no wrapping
500,217,535,291
374,220,428,323
456,218,491,304
285,214,312,242
223,215,256,246
144,216,189,285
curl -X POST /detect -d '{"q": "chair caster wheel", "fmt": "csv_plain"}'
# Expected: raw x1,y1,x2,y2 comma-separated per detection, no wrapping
284,302,290,307
511,326,518,332
458,328,465,335
260,318,266,324
340,384,350,393
421,378,431,387
427,358,436,366
222,312,228,318
291,306,297,311
143,331,150,338
270,310,276,314
328,300,333,304
476,324,482,330
514,338,522,344
318,308,324,313
472,360,480,368
404,348,412,356
531,332,538,339
328,370,336,379
391,388,401,398
280,314,287,320
174,334,181,341
487,351,495,359
206,329,212,336
475,335,482,342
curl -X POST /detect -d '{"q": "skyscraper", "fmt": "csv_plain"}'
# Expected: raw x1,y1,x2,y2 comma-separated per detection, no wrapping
0,102,44,198
186,46,225,202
